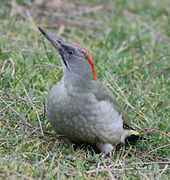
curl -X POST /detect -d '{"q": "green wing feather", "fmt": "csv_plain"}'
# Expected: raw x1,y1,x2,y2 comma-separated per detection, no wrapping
91,82,131,128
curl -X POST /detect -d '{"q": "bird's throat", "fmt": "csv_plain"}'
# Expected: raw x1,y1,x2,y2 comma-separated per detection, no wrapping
63,70,92,89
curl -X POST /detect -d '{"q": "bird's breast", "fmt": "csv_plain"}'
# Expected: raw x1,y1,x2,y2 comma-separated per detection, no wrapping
46,82,123,144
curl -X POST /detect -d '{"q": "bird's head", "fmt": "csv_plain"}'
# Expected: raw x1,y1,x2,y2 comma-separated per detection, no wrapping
38,27,96,81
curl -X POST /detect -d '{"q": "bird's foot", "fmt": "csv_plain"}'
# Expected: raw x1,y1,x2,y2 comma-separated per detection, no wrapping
96,142,115,157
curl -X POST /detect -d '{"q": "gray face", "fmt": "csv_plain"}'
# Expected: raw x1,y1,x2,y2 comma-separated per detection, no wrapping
58,44,92,78
38,27,93,80
57,43,85,68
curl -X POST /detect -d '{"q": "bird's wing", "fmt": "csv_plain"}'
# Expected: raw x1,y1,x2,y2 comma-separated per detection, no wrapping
91,82,131,128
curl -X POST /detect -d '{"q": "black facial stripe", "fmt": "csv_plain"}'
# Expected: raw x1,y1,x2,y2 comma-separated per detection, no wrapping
61,55,68,67
58,49,68,67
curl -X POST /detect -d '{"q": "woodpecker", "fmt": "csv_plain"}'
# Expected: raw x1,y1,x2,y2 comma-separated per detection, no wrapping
38,27,139,155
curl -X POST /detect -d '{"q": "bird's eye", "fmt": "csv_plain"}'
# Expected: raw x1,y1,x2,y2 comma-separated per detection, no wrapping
68,49,74,55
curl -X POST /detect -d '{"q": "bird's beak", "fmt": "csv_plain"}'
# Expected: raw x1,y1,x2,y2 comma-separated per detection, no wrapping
38,26,62,50
38,26,69,68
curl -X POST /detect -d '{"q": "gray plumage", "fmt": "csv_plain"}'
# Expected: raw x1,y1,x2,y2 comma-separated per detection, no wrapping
38,27,139,155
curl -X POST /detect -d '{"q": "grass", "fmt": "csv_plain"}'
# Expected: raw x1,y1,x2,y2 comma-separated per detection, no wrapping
0,0,169,179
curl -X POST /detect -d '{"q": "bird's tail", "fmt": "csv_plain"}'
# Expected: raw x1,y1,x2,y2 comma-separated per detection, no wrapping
127,129,140,136
123,129,140,139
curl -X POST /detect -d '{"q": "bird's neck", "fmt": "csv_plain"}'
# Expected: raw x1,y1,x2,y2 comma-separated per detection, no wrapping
63,70,92,90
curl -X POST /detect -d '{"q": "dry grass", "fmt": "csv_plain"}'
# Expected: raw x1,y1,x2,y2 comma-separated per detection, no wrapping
0,0,169,179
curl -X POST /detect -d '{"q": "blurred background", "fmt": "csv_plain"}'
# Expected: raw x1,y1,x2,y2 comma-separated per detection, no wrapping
0,0,169,179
